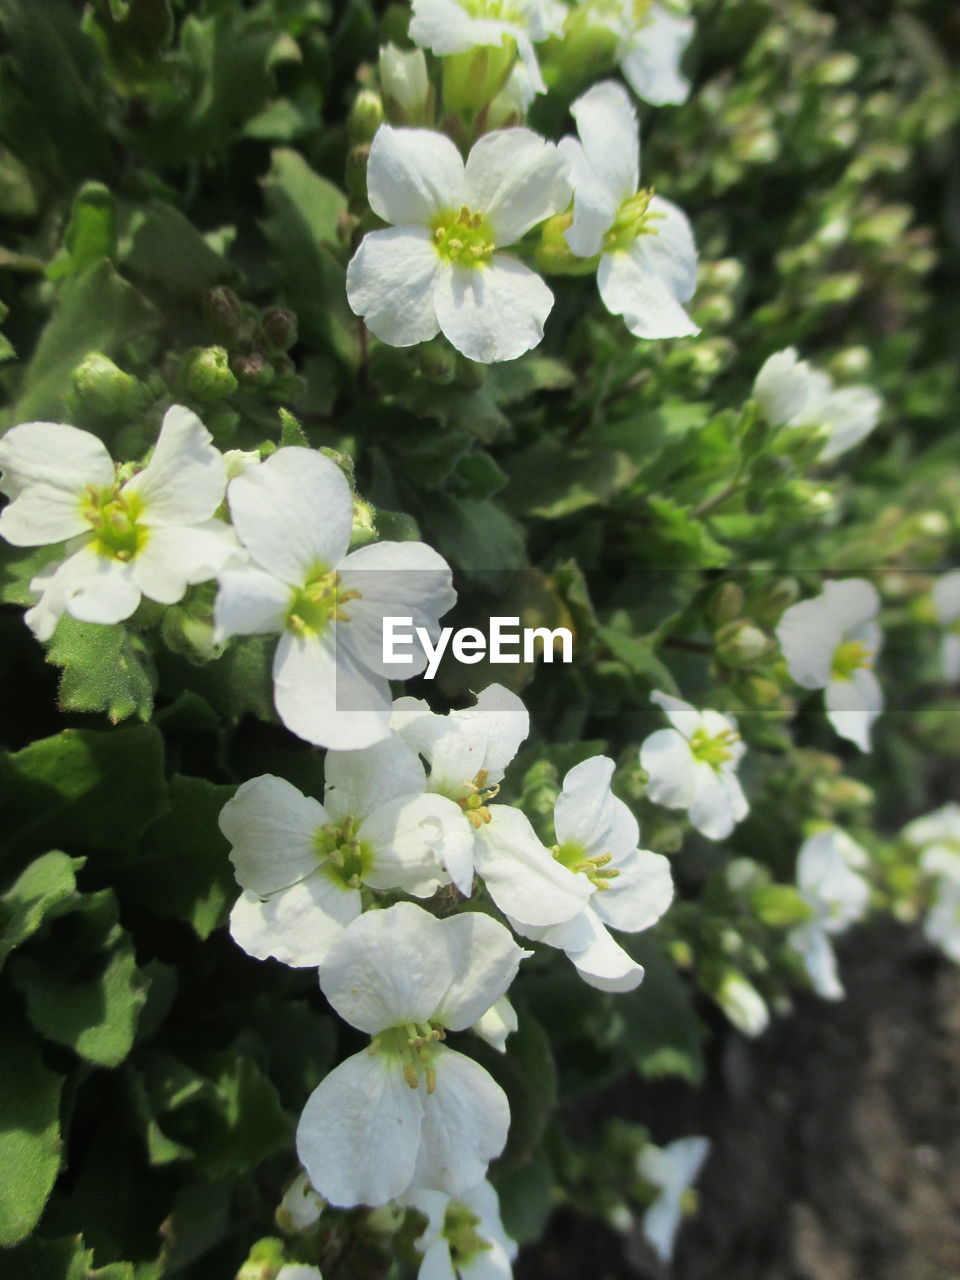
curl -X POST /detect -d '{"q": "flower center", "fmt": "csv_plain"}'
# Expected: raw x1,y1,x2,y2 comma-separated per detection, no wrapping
552,839,620,890
82,485,148,562
452,768,501,828
371,1022,446,1093
632,0,654,26
314,815,373,889
462,0,523,17
442,1201,492,1265
689,727,739,769
831,639,873,680
432,206,496,268
287,569,360,636
603,188,664,254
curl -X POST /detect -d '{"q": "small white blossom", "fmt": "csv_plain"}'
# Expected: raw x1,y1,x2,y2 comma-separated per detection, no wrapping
638,1136,709,1262
904,804,960,963
391,685,591,925
403,1179,517,1280
585,0,694,106
513,756,674,992
640,691,748,840
277,1172,325,1234
0,405,236,640
787,828,870,1000
753,347,882,462
776,578,883,752
346,125,571,363
213,447,455,749
296,902,529,1207
932,571,960,682
560,81,698,340
221,737,473,967
409,0,565,96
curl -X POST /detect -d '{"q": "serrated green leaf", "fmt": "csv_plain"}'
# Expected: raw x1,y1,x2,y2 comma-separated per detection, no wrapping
0,998,64,1246
47,617,157,723
0,849,83,966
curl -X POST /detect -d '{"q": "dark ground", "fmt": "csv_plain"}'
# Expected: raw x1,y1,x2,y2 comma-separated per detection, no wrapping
518,922,960,1279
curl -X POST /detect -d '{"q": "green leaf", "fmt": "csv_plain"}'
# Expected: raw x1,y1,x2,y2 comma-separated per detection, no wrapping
5,259,156,424
0,997,64,1246
260,148,357,367
47,181,117,281
0,850,83,966
116,199,230,300
157,634,275,724
419,494,526,574
618,943,706,1084
278,406,309,447
503,441,638,520
47,617,157,724
645,496,732,568
469,1013,557,1167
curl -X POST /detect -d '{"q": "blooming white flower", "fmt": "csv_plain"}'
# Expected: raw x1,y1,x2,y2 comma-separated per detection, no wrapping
277,1172,325,1234
409,0,565,96
403,1179,517,1280
583,0,694,106
559,81,698,341
933,571,960,682
787,828,870,1000
637,1136,709,1262
213,447,455,750
753,348,882,462
391,685,591,924
640,691,748,840
776,578,883,752
903,803,960,963
0,405,236,641
513,756,674,992
221,737,473,967
296,902,528,1207
346,125,571,363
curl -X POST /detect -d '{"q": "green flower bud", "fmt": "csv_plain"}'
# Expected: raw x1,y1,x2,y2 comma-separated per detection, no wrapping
261,307,298,352
348,88,385,144
365,1202,405,1234
456,353,487,389
181,345,238,401
749,884,811,928
709,582,744,625
716,620,770,668
202,285,244,338
813,52,858,85
346,143,371,201
755,577,799,622
827,346,871,379
417,336,457,384
72,352,142,416
739,676,784,710
236,1238,286,1280
231,351,275,388
350,497,377,548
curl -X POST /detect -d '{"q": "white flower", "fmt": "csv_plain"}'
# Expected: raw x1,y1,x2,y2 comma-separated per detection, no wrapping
380,44,432,123
391,685,591,925
583,0,694,106
213,447,455,749
221,737,473,967
513,756,674,992
409,0,565,96
346,125,571,363
470,995,518,1052
277,1172,325,1234
776,579,883,752
753,348,882,462
403,1179,517,1280
787,828,870,1000
0,405,236,641
933,571,960,682
640,691,748,840
637,1136,709,1262
296,902,529,1207
903,804,960,963
560,81,698,341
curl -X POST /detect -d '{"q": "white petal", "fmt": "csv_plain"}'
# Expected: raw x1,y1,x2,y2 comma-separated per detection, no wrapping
462,1179,517,1260
933,571,960,626
569,80,639,207
649,689,701,736
412,1045,509,1196
229,875,360,967
753,348,814,424
433,912,529,1030
394,684,529,793
822,577,880,632
943,634,960,683
123,404,226,525
366,123,464,226
58,544,142,625
470,995,518,1053
598,239,698,341
688,766,747,840
219,773,329,896
547,904,645,992
419,1239,457,1280
555,755,639,860
593,848,674,933
434,255,554,363
776,597,838,689
272,629,391,750
825,668,883,752
474,805,591,927
323,735,425,823
639,196,698,302
559,136,617,259
905,803,960,852
337,539,456,680
619,5,694,107
463,1242,515,1280
296,1051,423,1207
0,421,112,544
132,520,238,604
346,228,444,348
227,448,353,586
213,566,290,642
640,729,698,809
815,386,882,461
410,0,517,59
924,880,960,964
359,792,461,897
24,556,71,642
463,129,571,246
642,1190,684,1263
317,901,451,1033
788,922,844,999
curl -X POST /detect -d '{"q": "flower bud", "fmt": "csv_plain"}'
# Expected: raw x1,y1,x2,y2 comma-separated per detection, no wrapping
545,2,618,86
345,143,371,201
350,497,377,548
72,352,142,416
749,884,811,927
709,582,744,625
231,350,275,388
261,306,298,352
348,88,385,144
456,353,487,389
534,213,595,276
202,285,244,338
716,620,770,668
181,345,238,401
711,968,770,1037
379,43,433,125
417,336,457,384
812,52,858,85
236,1237,286,1280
